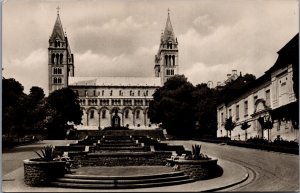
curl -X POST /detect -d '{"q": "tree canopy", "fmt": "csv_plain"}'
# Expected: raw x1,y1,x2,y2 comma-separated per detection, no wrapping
192,83,218,137
46,87,83,139
2,78,27,138
149,75,195,137
2,78,83,139
224,116,236,138
148,75,218,138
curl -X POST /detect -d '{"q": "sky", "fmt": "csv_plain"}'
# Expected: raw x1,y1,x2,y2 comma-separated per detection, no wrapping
2,0,299,94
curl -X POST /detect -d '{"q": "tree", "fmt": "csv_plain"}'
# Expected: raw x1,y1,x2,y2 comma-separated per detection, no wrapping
241,122,251,141
192,83,218,137
243,73,256,82
24,87,47,130
258,115,273,141
2,78,27,139
46,88,83,139
224,116,236,138
264,116,273,142
148,75,196,137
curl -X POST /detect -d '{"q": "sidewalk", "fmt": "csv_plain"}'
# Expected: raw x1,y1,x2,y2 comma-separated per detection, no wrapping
2,159,249,192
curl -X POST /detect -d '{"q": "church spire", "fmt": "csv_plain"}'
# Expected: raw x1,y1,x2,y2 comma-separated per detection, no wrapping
154,9,179,84
50,7,65,42
162,8,175,43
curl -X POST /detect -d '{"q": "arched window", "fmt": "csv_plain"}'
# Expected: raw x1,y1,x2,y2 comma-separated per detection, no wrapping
93,90,96,96
58,78,62,84
169,55,172,67
125,110,129,119
138,90,140,96
165,55,168,66
102,110,106,119
53,77,57,84
172,55,175,66
60,54,63,64
110,90,113,96
56,53,60,64
102,90,104,96
52,54,55,64
90,110,94,119
136,110,140,119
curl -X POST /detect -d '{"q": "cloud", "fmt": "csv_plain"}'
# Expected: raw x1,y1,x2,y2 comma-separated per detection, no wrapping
178,8,298,85
2,0,298,94
74,45,158,78
193,14,216,34
3,48,48,94
101,16,145,31
70,15,159,56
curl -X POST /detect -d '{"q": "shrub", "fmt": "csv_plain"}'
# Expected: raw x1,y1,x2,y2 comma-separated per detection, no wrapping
190,144,210,160
34,145,56,161
247,137,268,145
217,136,231,141
272,137,299,148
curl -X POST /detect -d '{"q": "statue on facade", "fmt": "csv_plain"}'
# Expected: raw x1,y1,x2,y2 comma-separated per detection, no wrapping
111,109,120,128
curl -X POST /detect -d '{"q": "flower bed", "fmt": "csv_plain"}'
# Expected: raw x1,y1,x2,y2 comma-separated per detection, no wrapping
201,138,299,154
23,159,66,186
166,157,220,180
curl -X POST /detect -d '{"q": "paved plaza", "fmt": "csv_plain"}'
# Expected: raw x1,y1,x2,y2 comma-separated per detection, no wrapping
2,140,299,192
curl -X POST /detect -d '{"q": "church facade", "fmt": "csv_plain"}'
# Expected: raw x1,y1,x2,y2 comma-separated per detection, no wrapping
48,10,179,130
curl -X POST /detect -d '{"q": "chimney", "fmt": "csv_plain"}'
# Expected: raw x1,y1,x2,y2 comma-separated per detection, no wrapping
232,70,237,75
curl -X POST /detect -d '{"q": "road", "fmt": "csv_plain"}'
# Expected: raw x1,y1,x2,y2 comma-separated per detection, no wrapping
2,140,299,191
167,140,299,192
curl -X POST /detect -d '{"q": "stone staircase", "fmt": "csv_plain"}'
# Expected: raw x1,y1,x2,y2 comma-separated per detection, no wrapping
51,132,195,189
50,171,194,189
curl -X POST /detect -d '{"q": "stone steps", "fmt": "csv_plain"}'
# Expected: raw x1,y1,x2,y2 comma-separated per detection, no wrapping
98,143,140,147
95,146,146,151
50,171,194,189
101,140,133,143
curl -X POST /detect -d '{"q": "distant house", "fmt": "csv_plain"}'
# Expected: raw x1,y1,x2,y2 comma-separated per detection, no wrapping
217,34,299,141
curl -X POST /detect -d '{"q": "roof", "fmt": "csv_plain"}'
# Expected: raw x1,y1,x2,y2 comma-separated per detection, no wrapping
68,77,162,87
162,12,176,43
267,33,299,73
50,13,65,42
217,74,270,106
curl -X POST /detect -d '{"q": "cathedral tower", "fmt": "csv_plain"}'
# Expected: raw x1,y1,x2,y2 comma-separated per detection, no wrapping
48,8,74,94
154,9,179,85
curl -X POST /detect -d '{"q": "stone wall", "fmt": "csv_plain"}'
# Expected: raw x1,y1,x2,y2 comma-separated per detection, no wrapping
169,158,221,180
23,159,65,186
69,152,172,167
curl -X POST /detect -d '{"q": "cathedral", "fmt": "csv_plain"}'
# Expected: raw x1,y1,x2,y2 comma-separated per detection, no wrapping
48,9,179,130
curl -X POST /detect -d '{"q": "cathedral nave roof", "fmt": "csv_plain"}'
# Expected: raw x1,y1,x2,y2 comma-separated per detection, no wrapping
69,77,162,87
